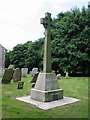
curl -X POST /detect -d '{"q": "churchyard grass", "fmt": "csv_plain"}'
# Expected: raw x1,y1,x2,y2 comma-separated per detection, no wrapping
1,75,88,118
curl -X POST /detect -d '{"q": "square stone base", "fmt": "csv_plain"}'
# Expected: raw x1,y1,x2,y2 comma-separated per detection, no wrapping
16,96,80,110
31,88,63,102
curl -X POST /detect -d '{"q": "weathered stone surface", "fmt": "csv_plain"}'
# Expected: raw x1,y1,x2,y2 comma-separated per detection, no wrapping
21,68,28,77
41,13,52,73
31,88,63,102
34,73,60,91
2,68,13,84
31,73,63,102
13,68,21,82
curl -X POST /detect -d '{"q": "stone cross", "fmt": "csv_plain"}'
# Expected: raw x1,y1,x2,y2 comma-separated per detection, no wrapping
40,12,53,73
30,12,63,102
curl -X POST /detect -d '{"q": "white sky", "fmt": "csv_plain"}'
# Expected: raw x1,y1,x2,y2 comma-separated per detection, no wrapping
0,0,89,50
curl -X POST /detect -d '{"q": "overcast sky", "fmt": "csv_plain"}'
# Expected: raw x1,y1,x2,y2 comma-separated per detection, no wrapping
0,0,89,50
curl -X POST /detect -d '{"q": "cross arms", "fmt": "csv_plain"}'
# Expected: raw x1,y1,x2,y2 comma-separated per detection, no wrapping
40,12,55,28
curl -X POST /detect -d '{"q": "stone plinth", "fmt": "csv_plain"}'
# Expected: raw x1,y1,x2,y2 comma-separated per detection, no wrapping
30,73,63,102
31,88,63,102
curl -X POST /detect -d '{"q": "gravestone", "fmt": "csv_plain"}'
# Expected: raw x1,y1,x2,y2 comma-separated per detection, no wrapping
30,72,39,88
13,68,21,82
65,72,69,78
30,72,39,87
31,13,63,102
56,74,61,79
2,68,13,84
17,81,24,89
31,67,38,77
64,70,69,78
30,72,39,83
8,64,14,69
21,68,28,77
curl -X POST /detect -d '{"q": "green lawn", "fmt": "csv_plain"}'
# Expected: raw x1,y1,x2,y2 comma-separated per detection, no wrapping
1,75,88,118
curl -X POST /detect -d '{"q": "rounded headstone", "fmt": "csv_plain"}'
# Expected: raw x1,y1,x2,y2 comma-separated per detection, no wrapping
21,68,28,77
2,68,13,84
13,68,21,82
31,67,38,77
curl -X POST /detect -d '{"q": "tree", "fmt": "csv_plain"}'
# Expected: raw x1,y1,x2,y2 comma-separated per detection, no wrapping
25,38,44,71
5,51,12,68
51,7,90,75
5,38,44,71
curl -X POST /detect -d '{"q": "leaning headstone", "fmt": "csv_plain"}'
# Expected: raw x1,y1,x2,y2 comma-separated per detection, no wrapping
30,72,39,83
2,68,13,84
13,68,21,82
17,81,24,89
31,68,38,77
21,68,28,77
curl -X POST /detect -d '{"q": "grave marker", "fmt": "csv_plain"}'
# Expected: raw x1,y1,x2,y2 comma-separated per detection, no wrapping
31,67,38,77
17,81,24,89
21,68,28,77
31,13,63,102
30,72,39,83
2,68,13,84
13,68,21,82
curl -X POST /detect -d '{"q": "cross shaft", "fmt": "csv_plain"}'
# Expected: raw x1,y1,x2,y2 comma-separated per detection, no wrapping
41,12,52,73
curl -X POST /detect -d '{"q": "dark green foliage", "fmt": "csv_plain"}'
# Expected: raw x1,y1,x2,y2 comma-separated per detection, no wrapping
51,7,90,75
5,51,12,68
5,38,44,71
5,7,90,75
25,38,44,71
